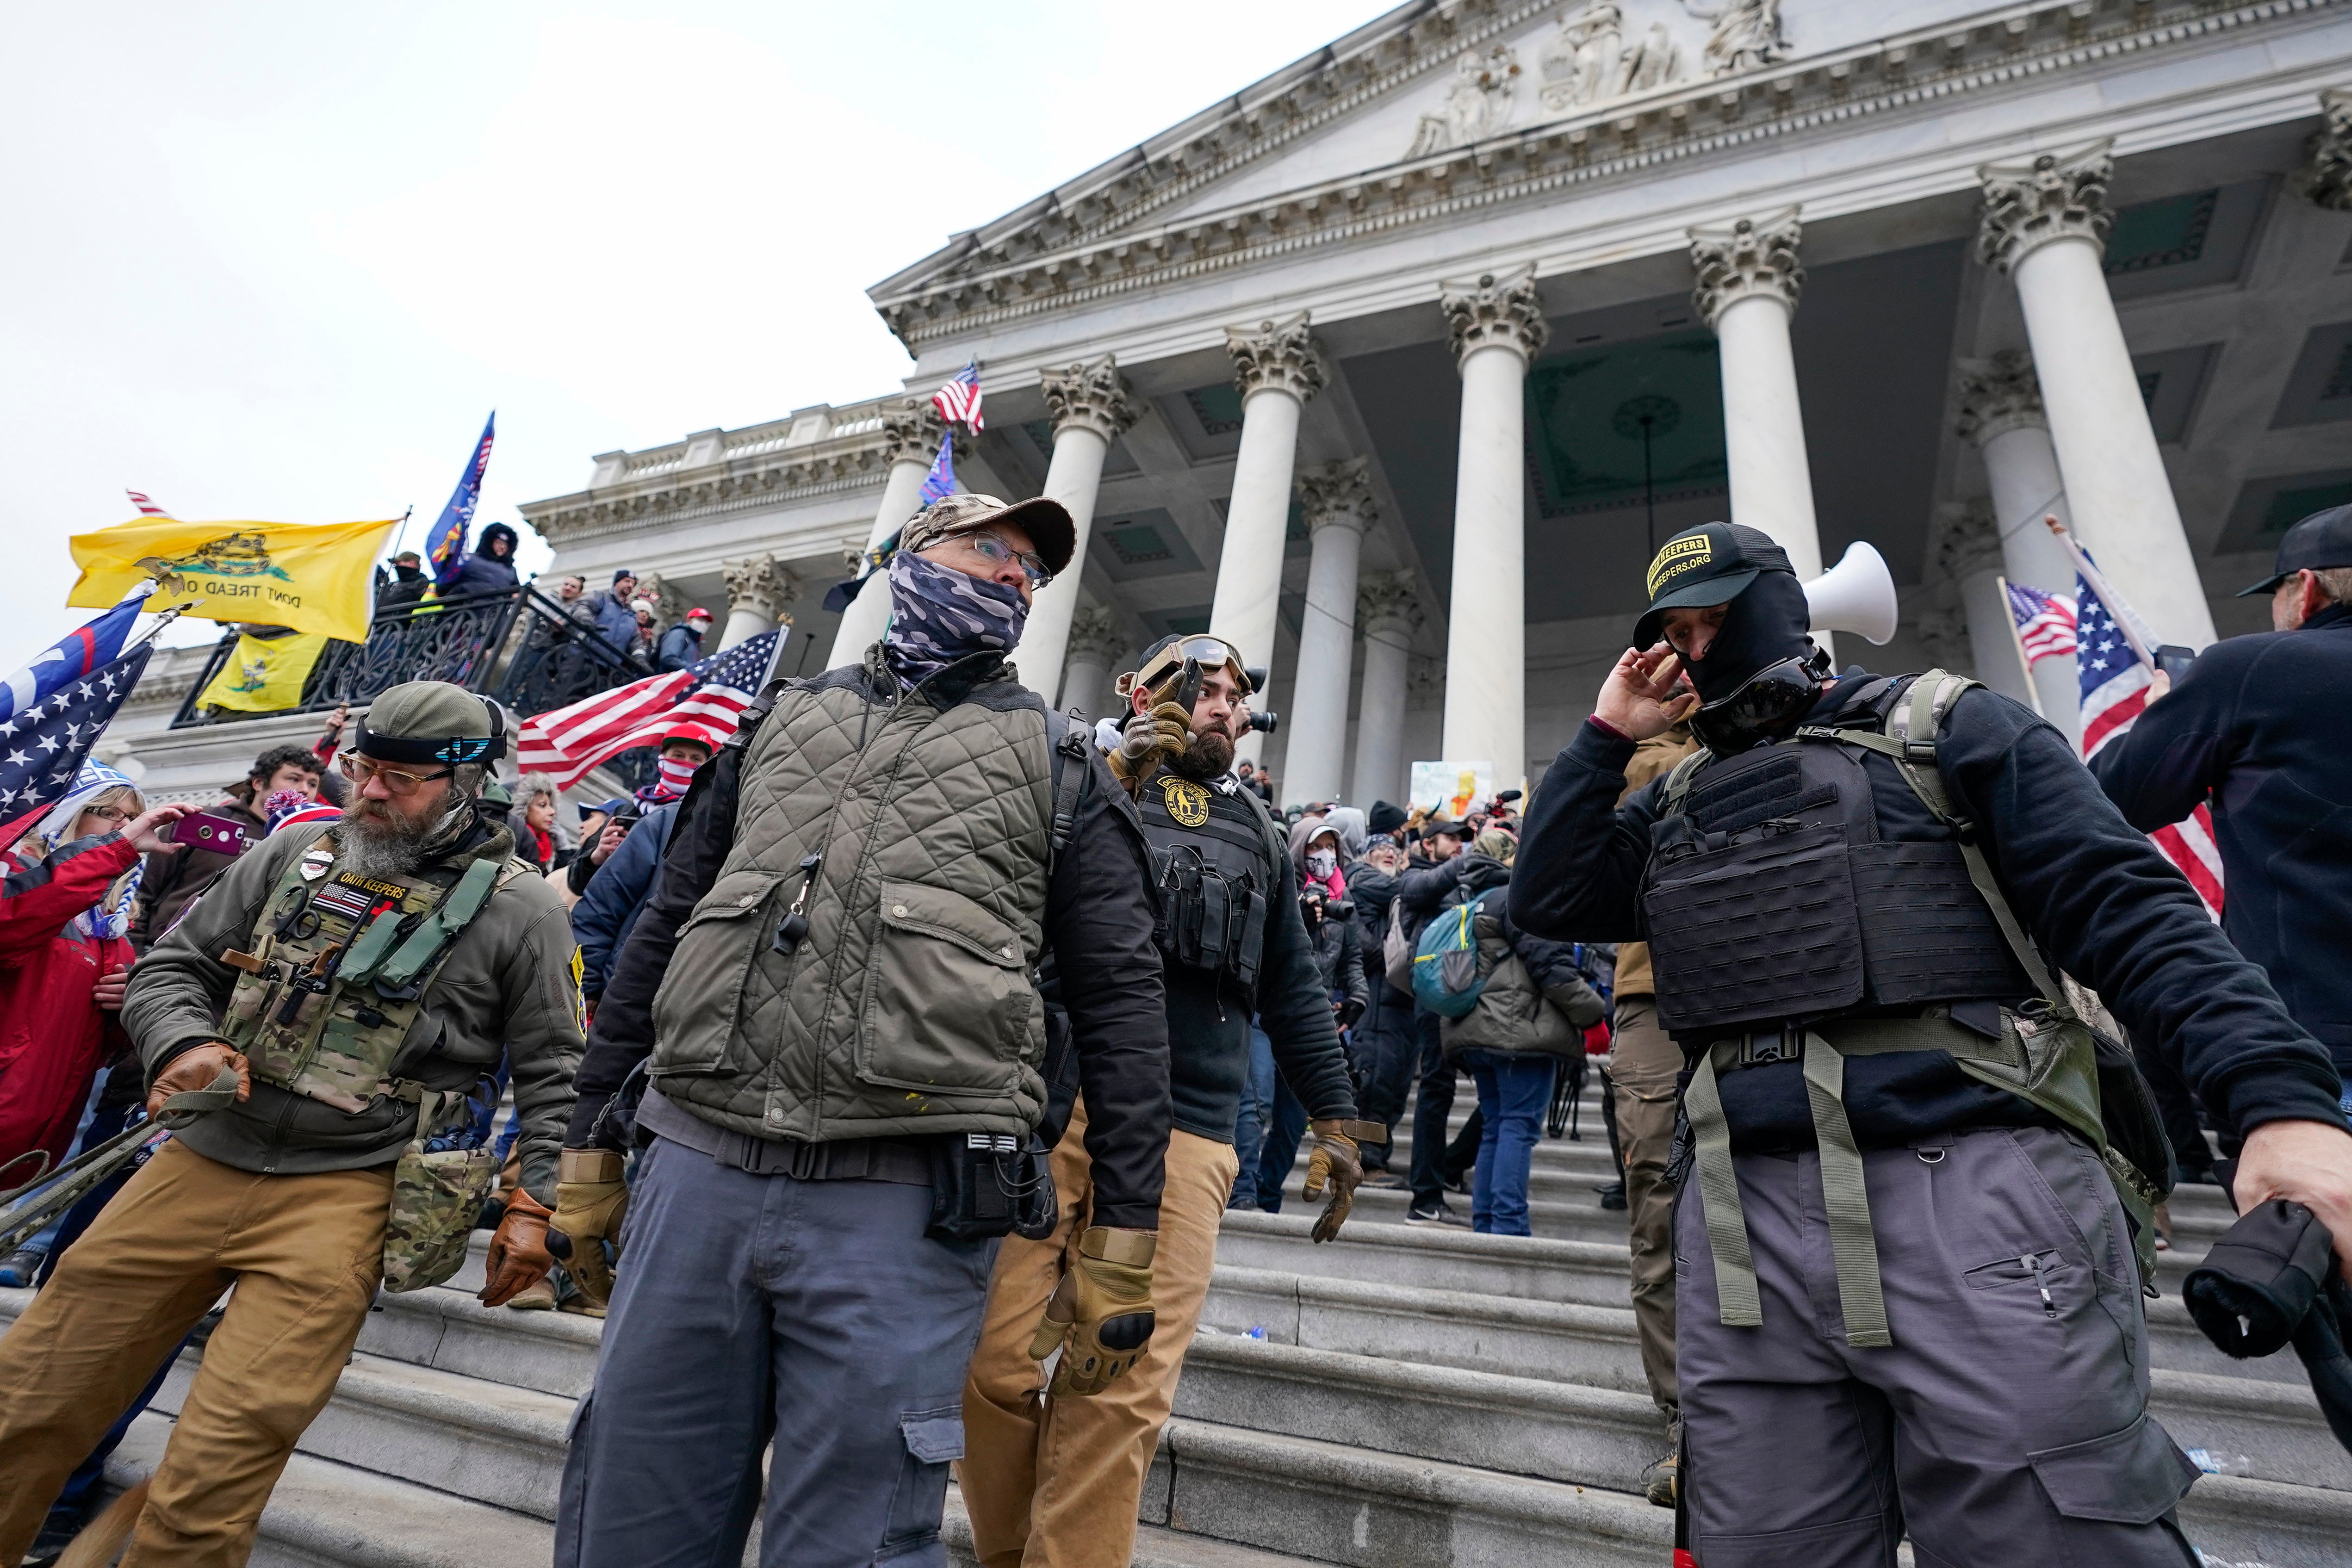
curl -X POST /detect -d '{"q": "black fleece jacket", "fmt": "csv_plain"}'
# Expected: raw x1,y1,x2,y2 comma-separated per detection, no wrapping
568,657,1172,1229
1511,677,2345,1152
2090,602,2352,1072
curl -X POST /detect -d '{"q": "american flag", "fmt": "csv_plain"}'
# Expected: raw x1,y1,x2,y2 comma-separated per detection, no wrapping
931,360,984,430
125,490,170,517
2075,567,2225,919
2004,582,2078,666
517,630,781,790
0,646,153,856
918,432,957,507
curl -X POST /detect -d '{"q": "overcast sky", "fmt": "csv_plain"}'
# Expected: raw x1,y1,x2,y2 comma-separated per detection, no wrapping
5,1,1379,652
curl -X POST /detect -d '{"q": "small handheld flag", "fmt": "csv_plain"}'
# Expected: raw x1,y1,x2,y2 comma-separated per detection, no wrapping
6,583,157,722
423,413,497,591
125,490,171,517
0,645,154,856
2004,582,2079,667
931,360,984,431
918,432,957,507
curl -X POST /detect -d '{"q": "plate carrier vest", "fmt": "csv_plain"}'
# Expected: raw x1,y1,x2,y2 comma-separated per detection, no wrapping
1136,772,1284,1007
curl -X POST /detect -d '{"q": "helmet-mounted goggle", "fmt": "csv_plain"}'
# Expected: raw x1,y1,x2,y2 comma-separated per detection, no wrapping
1122,637,1265,700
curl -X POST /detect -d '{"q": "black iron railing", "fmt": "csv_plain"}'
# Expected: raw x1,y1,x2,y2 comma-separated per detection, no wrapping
169,587,656,731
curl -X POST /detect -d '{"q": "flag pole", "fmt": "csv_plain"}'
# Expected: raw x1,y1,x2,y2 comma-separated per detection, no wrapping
386,503,415,563
1994,576,2047,718
2043,515,2155,671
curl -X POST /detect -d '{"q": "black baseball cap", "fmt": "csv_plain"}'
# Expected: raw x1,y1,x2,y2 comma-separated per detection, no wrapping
2237,504,2352,596
1633,523,1794,648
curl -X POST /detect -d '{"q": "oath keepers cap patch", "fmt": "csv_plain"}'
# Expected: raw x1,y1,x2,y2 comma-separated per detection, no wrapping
1645,533,1713,598
1159,776,1212,828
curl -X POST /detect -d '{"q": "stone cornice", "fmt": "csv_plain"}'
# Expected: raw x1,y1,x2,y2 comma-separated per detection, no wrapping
1977,138,2115,272
1689,207,1803,328
1227,312,1329,403
873,0,2343,349
1040,354,1138,443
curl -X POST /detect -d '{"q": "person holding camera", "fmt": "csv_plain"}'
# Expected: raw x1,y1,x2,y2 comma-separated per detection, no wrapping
553,494,1171,1568
958,634,1375,1568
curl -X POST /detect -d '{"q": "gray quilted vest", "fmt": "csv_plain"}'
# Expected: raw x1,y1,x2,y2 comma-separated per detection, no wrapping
649,650,1055,1144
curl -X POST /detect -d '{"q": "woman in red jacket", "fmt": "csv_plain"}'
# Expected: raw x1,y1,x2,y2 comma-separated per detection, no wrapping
0,766,188,1187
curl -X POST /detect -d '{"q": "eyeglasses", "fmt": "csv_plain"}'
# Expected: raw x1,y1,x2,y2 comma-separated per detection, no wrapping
960,530,1053,589
81,805,132,824
338,753,455,794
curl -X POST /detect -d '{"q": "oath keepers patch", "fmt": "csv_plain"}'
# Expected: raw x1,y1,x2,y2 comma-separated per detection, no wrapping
1159,776,1212,828
1646,534,1712,597
336,871,405,901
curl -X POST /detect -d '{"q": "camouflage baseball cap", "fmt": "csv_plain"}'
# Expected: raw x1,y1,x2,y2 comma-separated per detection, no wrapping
354,681,508,767
898,493,1077,576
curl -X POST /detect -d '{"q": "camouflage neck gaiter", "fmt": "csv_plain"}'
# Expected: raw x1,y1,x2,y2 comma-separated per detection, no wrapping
881,550,1030,686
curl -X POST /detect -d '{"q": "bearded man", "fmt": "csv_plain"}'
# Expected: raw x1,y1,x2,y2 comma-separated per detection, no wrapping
958,634,1373,1568
0,682,583,1566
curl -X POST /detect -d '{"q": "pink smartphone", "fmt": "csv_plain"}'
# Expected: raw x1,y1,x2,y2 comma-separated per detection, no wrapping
165,811,254,856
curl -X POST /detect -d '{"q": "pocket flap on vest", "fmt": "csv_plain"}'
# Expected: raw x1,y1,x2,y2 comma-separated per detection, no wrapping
879,879,1024,968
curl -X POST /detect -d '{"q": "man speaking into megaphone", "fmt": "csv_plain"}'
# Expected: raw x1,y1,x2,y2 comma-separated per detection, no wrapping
1509,521,2352,1563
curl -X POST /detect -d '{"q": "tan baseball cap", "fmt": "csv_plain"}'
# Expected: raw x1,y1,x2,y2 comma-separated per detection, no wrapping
899,493,1077,576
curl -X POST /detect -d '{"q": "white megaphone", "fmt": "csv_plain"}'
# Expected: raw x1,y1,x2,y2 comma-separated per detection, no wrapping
1803,541,1899,646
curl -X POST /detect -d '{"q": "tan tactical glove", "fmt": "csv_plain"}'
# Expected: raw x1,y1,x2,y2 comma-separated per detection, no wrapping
1302,1120,1371,1244
1105,703,1191,793
479,1187,555,1308
1027,1226,1157,1396
548,1147,628,1315
146,1043,249,1120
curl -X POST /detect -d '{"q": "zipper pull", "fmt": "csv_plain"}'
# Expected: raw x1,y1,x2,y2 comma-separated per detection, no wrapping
2024,1252,2057,1318
771,853,824,955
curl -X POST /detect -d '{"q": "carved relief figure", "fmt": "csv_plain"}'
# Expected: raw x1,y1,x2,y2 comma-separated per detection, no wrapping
1618,22,1681,94
1539,1,1623,112
1410,44,1521,156
1686,0,1786,75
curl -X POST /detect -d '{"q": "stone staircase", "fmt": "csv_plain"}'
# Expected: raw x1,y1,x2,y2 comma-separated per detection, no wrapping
4,1082,2350,1567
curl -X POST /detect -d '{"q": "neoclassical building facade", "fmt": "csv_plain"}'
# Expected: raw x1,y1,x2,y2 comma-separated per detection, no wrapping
517,0,2352,807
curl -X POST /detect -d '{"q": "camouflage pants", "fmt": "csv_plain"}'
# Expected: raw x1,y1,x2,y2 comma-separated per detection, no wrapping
0,1140,390,1567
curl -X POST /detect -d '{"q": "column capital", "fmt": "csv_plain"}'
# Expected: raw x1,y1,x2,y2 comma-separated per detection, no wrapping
1439,265,1549,366
1040,354,1138,445
1065,603,1129,671
1406,654,1445,704
1225,311,1328,404
1688,207,1803,328
1295,458,1378,538
1934,502,2001,583
633,570,690,630
722,553,799,625
1357,570,1425,638
1915,594,1972,673
2302,87,2352,212
1975,140,2113,274
879,398,948,467
1955,350,2047,446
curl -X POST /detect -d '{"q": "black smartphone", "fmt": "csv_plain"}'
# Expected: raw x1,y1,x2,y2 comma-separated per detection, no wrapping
2153,645,2197,682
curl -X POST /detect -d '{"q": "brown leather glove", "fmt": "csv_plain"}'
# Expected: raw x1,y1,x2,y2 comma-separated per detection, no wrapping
479,1187,556,1308
1028,1226,1157,1397
146,1043,249,1120
549,1148,628,1315
1105,702,1191,793
1302,1119,1369,1244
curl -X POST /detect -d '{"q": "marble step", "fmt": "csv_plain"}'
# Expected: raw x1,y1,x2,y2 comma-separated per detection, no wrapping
1213,1209,1638,1306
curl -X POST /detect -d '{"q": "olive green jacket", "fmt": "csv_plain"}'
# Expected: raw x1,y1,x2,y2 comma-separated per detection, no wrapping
124,812,583,1202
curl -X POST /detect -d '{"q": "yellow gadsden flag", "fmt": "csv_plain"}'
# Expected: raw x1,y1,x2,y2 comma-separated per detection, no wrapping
68,516,398,644
196,630,332,713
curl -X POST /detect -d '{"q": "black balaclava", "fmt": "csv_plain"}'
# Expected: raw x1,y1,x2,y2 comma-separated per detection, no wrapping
1683,569,1813,703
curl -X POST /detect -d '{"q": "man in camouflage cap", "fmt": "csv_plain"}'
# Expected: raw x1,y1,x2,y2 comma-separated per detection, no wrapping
0,681,583,1566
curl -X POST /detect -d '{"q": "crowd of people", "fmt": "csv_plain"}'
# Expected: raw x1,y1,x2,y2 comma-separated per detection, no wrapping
0,496,2346,1568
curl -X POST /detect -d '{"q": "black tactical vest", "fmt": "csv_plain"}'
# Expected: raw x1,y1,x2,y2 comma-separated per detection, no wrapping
1136,771,1281,1003
1642,722,2032,1036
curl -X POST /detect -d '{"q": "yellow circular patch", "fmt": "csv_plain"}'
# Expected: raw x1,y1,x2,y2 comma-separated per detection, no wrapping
1159,777,1212,828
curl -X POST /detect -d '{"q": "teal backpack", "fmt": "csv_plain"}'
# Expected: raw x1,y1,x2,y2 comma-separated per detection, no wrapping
1412,900,1488,1018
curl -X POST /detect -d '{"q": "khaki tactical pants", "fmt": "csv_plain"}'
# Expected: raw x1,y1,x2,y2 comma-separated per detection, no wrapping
1609,996,1680,1417
0,1139,391,1568
959,1102,1237,1568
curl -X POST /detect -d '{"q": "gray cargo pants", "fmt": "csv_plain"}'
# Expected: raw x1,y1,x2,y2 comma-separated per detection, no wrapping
1675,1125,2200,1567
556,1135,999,1568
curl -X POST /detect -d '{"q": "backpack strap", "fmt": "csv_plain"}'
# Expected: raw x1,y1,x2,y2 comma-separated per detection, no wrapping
1658,747,1714,818
1043,709,1096,879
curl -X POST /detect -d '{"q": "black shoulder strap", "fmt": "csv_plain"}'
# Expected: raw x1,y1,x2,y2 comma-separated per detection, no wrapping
1228,777,1291,875
1044,709,1094,878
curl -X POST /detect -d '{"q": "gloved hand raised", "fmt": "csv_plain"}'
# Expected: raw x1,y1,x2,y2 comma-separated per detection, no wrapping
1028,1226,1157,1396
1302,1120,1368,1244
479,1187,556,1308
549,1147,629,1315
1106,703,1191,793
146,1043,249,1120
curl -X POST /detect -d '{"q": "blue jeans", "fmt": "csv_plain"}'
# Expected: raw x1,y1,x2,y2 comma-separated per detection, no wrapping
1459,1050,1556,1236
1229,1026,1275,1207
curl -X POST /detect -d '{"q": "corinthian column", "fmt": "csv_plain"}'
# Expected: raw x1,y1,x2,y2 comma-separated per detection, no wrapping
719,554,798,651
1690,209,1827,654
1059,604,1129,725
1282,459,1378,808
828,398,946,668
1208,312,1326,765
1955,350,2081,736
1438,267,1547,786
1014,355,1137,705
1351,570,1423,807
1978,143,2215,648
